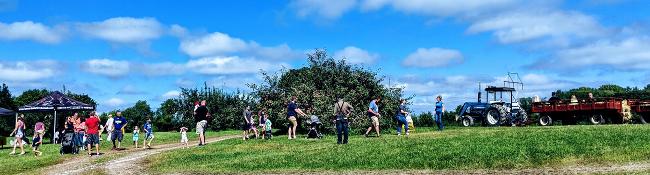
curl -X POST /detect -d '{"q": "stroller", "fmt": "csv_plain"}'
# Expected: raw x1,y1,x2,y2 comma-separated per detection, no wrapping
307,115,323,139
60,129,78,155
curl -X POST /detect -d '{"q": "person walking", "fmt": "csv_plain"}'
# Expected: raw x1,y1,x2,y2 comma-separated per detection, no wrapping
85,111,101,156
143,119,154,148
396,99,410,136
287,96,307,140
111,111,128,150
9,116,26,155
364,96,381,137
333,97,353,144
194,100,209,146
104,114,114,143
242,106,258,140
132,126,140,148
434,95,445,131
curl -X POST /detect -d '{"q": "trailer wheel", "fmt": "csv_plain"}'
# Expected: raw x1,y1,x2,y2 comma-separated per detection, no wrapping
640,115,648,124
539,115,552,126
485,108,500,126
590,114,605,125
461,116,473,127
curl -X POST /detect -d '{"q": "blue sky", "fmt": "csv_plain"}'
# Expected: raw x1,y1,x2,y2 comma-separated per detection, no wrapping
1,0,649,113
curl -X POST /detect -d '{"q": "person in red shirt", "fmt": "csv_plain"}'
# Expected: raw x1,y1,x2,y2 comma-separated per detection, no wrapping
85,111,101,156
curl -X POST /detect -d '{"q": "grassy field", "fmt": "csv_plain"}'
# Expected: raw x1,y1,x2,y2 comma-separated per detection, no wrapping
0,130,238,174
145,125,650,174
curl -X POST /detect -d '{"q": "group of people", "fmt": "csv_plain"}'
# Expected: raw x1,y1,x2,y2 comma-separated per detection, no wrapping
283,95,446,145
9,115,44,156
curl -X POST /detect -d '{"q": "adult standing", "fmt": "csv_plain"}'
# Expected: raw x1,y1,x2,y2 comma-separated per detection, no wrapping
333,97,354,144
111,111,128,150
396,99,410,136
242,106,258,140
104,114,114,143
194,100,209,146
9,116,26,155
72,113,85,151
364,96,381,137
434,96,445,131
287,96,307,140
85,111,101,155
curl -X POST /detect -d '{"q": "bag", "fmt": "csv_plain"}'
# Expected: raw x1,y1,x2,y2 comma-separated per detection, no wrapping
335,102,346,121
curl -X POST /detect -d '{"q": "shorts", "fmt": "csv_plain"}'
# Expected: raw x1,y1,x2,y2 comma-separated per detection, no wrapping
196,120,207,134
112,130,124,142
370,116,379,126
32,137,41,148
288,116,297,124
146,133,154,140
87,134,100,145
133,135,139,141
15,130,24,138
241,123,253,130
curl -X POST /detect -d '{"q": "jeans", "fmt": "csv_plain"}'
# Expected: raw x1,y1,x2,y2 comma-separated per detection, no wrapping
396,116,409,134
74,132,84,147
336,119,349,144
435,111,444,131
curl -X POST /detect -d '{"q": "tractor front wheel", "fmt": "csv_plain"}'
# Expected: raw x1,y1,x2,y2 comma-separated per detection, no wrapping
461,116,473,127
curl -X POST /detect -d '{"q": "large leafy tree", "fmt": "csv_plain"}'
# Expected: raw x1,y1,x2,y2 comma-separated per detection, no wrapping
249,49,405,134
122,100,153,132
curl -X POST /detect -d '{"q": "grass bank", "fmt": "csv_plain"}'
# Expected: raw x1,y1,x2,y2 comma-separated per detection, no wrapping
145,125,650,174
0,130,238,174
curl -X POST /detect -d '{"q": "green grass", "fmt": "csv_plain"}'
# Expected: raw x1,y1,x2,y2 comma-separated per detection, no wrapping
0,130,238,174
145,125,650,174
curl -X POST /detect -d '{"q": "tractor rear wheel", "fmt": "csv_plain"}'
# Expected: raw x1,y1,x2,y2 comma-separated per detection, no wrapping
539,115,552,126
590,114,605,125
461,116,473,127
485,108,500,126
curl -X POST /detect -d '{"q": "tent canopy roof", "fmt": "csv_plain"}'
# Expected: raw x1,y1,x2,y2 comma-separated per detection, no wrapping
18,91,95,112
0,107,14,116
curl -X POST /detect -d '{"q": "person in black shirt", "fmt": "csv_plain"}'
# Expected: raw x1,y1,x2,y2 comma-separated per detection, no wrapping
194,100,209,146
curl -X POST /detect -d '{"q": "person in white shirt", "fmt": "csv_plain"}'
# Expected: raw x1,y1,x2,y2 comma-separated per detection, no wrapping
104,114,115,143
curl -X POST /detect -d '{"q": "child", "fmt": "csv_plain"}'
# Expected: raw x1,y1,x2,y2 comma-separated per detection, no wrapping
143,119,154,148
180,127,188,149
263,115,272,140
133,126,140,148
32,132,43,156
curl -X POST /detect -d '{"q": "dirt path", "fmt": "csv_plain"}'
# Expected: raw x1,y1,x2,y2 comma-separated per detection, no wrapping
39,135,239,175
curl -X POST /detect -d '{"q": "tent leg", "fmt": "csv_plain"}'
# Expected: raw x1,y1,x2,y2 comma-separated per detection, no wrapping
53,110,56,144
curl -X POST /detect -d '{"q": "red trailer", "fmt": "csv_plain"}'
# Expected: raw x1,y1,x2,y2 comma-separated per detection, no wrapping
531,98,636,126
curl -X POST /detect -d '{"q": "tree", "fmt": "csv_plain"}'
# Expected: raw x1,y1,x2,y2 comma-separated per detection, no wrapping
0,83,15,135
122,100,153,133
249,49,405,134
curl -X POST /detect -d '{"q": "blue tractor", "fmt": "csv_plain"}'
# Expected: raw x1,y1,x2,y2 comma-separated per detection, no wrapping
457,73,528,127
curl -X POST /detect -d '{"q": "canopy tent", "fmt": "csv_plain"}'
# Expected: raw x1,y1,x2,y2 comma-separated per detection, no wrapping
0,107,15,116
18,91,95,143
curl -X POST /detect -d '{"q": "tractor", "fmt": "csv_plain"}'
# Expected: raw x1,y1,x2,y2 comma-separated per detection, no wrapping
456,73,528,127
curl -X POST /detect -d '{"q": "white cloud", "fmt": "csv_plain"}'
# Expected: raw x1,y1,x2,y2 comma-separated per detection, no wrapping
81,59,130,78
76,17,163,43
105,98,126,107
161,90,180,99
186,56,278,75
402,47,463,68
535,37,650,71
291,0,357,19
117,85,146,95
334,46,379,64
467,10,606,44
361,0,519,17
179,32,248,57
139,62,186,76
179,31,301,59
0,21,66,43
0,60,58,82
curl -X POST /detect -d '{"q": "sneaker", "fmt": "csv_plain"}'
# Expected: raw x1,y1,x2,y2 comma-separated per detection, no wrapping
397,133,401,136
9,151,15,155
363,134,368,137
19,152,25,155
406,132,410,136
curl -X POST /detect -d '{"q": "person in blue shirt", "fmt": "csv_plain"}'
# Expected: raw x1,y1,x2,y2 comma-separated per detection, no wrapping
287,96,307,140
364,96,381,137
434,95,445,131
395,99,410,136
143,119,154,148
111,111,128,150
